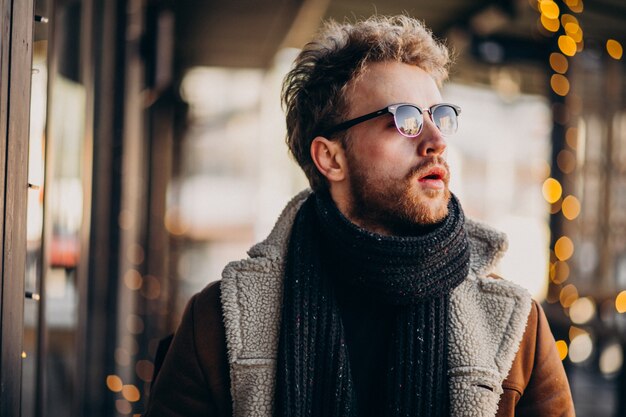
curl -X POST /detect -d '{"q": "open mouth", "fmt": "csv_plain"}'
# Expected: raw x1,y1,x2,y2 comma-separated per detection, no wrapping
418,166,447,182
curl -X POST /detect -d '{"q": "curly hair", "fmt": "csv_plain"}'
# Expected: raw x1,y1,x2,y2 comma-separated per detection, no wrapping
282,15,451,191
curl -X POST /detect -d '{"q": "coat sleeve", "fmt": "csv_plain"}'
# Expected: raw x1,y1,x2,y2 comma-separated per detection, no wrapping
496,300,575,417
144,281,231,417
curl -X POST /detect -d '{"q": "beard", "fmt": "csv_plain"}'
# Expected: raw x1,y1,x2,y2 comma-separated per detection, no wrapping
346,154,451,236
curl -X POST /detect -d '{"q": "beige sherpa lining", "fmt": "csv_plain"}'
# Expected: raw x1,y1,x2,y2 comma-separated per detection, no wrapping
221,189,532,417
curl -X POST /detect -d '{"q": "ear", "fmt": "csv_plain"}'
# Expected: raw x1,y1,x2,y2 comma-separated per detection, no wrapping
310,136,348,184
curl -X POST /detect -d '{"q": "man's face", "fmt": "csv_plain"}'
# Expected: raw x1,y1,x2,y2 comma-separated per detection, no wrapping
340,61,451,235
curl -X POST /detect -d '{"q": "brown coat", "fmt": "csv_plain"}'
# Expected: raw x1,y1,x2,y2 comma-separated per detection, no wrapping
145,280,575,417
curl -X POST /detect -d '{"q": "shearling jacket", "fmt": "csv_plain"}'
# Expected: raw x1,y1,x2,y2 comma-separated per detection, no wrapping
145,191,575,417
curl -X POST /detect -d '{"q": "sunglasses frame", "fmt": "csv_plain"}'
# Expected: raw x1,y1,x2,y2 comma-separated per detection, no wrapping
322,103,462,138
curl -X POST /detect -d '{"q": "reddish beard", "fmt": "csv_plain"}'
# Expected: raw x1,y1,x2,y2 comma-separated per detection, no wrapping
346,155,451,235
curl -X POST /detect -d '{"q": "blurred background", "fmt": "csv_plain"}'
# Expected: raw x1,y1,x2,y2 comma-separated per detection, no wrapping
1,0,625,415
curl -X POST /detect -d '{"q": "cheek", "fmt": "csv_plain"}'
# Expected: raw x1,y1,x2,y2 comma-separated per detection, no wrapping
355,137,415,176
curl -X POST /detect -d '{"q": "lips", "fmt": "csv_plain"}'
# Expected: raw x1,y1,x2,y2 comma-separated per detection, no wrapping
417,165,448,190
418,166,447,182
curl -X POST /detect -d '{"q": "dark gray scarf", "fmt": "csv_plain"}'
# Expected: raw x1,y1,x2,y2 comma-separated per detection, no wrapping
274,192,470,417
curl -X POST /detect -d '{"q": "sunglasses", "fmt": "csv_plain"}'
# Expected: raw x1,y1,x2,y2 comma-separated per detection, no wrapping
323,103,461,138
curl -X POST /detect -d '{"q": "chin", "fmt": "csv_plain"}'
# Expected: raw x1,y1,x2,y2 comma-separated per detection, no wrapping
405,188,451,225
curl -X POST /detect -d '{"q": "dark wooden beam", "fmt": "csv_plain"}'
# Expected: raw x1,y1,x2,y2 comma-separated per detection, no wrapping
0,0,34,416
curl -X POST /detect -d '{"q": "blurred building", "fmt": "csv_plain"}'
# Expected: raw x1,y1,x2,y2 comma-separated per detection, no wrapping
1,0,625,416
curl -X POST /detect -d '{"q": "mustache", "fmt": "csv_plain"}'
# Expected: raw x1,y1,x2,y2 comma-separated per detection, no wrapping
405,156,450,181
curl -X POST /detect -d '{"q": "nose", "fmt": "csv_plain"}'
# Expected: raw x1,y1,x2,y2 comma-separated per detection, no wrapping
416,114,447,156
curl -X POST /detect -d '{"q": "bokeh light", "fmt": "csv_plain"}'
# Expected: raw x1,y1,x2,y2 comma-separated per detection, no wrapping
127,244,145,265
564,0,583,13
569,297,595,324
555,236,574,261
115,400,132,414
551,74,570,96
564,23,583,43
557,150,576,173
124,269,143,290
106,375,123,392
140,275,162,300
122,385,141,402
136,360,155,382
565,127,578,149
569,325,586,341
556,340,568,360
616,290,626,313
549,53,568,73
562,195,581,220
550,260,570,284
558,35,577,56
115,348,131,366
607,39,623,60
569,333,593,363
126,315,145,334
542,178,562,203
539,0,560,19
599,344,623,375
540,15,560,32
560,284,579,308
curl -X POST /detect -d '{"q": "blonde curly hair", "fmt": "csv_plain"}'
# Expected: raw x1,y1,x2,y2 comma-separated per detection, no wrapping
282,15,451,191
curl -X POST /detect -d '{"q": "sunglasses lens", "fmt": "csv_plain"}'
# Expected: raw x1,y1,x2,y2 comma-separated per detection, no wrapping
394,105,423,137
432,105,458,135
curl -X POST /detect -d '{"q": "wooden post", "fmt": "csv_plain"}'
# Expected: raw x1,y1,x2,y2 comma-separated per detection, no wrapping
0,0,34,416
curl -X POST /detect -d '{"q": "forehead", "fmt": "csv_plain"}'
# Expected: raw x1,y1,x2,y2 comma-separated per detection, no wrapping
344,61,443,117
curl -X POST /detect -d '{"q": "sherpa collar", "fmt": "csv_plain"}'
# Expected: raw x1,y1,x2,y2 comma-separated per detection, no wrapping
221,189,532,417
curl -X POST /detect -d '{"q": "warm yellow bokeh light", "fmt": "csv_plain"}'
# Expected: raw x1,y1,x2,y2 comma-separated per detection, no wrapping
560,284,579,308
540,15,560,32
540,0,560,19
542,178,562,203
556,340,568,360
569,325,586,341
562,195,581,220
561,14,579,27
616,291,626,313
564,0,583,13
558,35,577,56
555,236,574,261
122,384,141,402
607,39,623,60
106,375,123,392
551,74,570,96
549,53,568,73
551,260,570,284
564,23,583,43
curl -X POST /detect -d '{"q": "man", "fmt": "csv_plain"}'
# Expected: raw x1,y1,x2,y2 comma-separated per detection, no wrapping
145,16,574,417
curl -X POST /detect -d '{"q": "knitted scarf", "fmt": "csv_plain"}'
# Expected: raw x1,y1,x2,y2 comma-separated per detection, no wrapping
274,192,470,417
